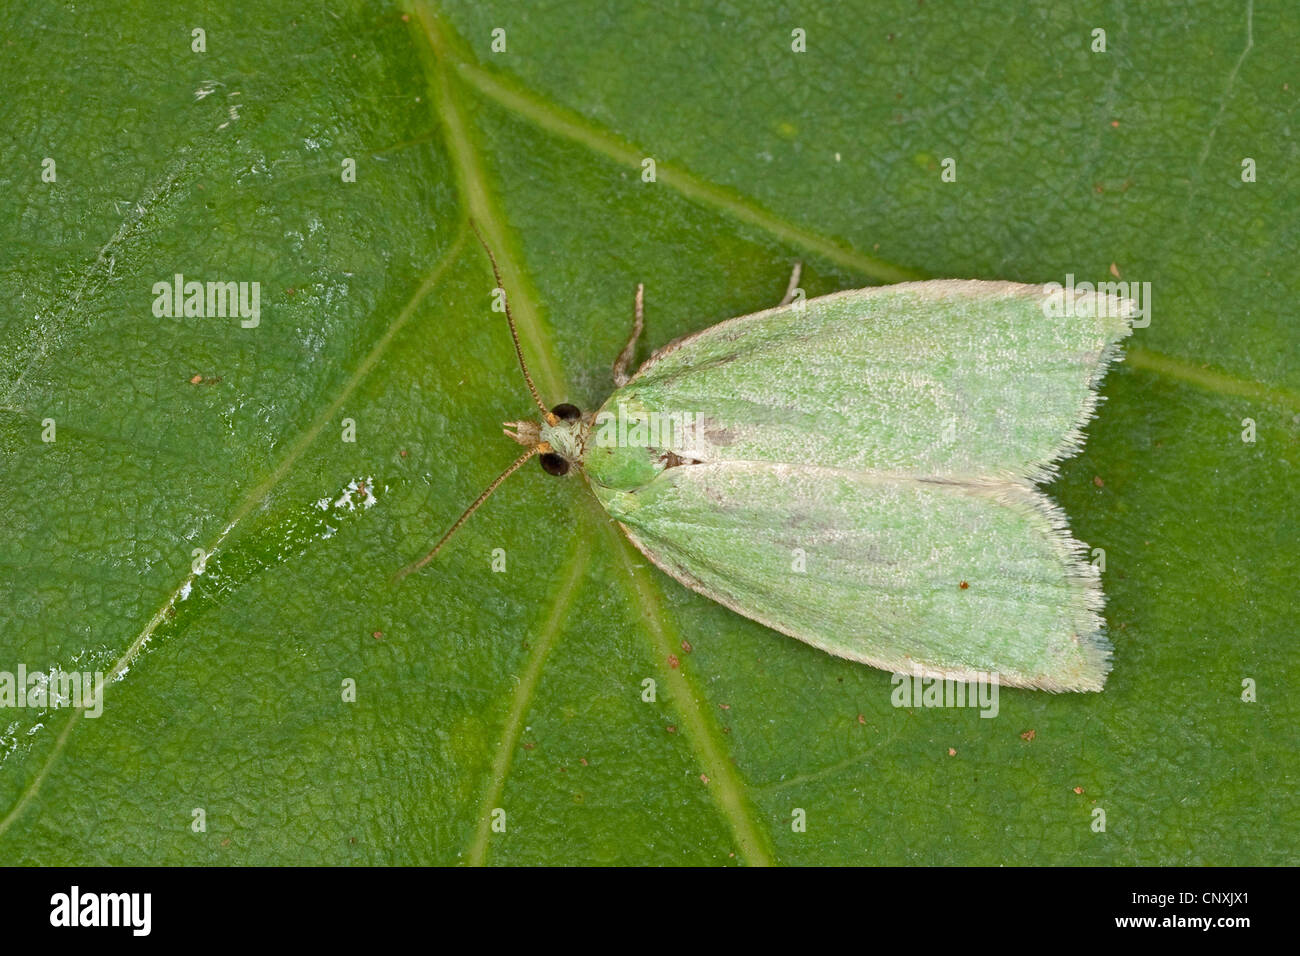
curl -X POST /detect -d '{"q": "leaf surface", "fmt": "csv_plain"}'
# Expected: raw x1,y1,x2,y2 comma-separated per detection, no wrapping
0,0,1294,864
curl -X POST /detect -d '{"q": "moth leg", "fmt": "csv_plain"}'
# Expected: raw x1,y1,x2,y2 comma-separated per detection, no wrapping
612,282,645,387
777,262,803,308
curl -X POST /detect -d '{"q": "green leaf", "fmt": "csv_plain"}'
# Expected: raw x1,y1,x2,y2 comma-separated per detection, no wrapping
1,0,1294,864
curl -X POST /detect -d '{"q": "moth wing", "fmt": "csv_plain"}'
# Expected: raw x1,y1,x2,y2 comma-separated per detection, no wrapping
595,461,1110,691
618,280,1132,483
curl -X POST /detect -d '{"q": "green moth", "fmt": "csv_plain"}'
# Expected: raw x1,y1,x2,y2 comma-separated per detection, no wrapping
401,233,1133,692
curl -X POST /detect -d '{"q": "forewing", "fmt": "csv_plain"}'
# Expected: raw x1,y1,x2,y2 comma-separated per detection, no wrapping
595,461,1110,691
618,280,1131,483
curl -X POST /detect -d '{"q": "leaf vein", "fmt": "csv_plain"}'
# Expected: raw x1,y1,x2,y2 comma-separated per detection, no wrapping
0,230,468,842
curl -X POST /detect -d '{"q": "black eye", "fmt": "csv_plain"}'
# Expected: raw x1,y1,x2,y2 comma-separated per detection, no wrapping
540,453,570,476
551,403,581,422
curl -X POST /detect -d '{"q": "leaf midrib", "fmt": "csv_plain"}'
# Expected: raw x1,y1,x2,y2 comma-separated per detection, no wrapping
408,2,1295,867
410,0,776,865
4,0,1284,862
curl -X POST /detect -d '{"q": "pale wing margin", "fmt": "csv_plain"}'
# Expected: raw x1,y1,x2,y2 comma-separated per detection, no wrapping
597,461,1111,691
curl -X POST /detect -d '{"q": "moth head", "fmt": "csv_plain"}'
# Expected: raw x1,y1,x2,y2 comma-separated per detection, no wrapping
394,223,590,582
505,403,586,476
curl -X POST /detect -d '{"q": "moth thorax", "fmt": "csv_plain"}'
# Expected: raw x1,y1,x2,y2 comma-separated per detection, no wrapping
539,417,588,462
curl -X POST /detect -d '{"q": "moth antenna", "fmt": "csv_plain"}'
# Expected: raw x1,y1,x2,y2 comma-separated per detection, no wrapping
393,446,539,583
469,220,552,420
778,261,803,308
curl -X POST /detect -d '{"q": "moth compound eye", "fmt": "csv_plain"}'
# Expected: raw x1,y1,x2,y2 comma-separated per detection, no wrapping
551,403,581,422
539,452,570,476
